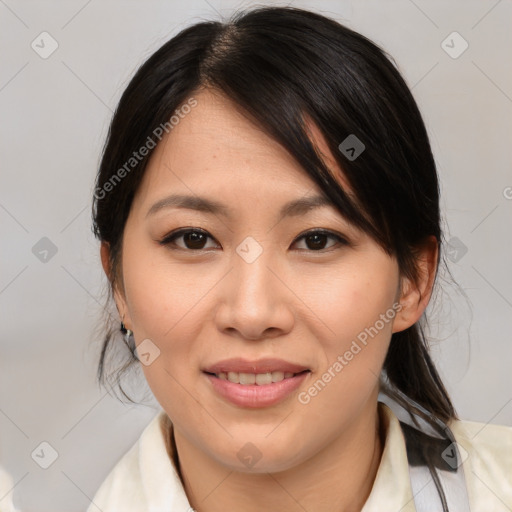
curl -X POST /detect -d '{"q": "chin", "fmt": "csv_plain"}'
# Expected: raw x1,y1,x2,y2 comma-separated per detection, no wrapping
210,435,309,475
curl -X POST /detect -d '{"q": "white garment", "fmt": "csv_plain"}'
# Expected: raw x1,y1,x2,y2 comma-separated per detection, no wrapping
0,465,18,512
86,403,512,512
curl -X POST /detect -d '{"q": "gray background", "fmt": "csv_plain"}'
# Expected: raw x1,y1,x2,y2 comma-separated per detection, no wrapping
1,0,511,510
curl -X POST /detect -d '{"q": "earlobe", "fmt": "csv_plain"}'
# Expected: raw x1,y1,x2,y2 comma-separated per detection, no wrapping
392,236,438,334
392,276,420,333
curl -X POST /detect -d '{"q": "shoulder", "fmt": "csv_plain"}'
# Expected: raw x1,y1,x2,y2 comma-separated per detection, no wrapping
86,410,179,512
450,417,512,511
88,439,146,510
0,465,17,512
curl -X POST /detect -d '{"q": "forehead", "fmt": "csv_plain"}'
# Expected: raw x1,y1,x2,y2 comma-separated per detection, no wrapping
154,88,303,173
135,88,351,206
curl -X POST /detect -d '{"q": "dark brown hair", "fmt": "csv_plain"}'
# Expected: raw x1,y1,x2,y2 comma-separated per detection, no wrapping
92,6,456,422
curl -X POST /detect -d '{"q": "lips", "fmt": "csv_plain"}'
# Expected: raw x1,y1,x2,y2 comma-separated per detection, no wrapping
202,357,309,375
202,358,311,408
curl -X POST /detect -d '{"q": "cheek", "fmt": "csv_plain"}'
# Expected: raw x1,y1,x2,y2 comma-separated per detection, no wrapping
301,258,399,405
119,236,221,414
121,233,211,339
307,257,399,348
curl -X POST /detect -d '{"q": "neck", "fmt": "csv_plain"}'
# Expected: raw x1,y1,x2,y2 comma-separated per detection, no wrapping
172,401,384,512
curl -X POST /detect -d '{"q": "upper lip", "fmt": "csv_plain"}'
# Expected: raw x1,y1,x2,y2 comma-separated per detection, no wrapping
202,358,310,374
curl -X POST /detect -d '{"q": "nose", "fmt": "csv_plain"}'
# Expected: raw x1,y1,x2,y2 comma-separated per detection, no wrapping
214,245,295,341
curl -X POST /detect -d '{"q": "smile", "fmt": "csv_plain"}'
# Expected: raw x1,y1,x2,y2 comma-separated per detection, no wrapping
203,369,311,408
209,370,308,385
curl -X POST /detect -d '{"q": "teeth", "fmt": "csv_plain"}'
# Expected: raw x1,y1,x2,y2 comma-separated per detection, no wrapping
239,373,255,385
272,371,284,382
216,371,299,385
256,373,272,385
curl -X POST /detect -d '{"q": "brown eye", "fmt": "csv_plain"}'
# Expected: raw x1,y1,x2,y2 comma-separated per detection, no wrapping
292,230,348,251
160,228,348,253
160,229,218,250
181,231,208,249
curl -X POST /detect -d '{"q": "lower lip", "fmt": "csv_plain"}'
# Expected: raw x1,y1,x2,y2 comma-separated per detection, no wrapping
204,371,310,408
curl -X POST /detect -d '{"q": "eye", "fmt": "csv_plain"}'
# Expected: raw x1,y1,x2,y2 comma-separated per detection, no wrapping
159,228,219,251
292,229,348,251
159,228,349,252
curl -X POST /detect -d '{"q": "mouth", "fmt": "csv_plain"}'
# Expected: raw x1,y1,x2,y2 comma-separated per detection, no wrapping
201,358,311,408
203,369,310,386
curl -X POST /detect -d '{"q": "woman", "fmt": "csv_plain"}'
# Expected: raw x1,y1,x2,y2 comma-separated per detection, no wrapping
88,6,511,512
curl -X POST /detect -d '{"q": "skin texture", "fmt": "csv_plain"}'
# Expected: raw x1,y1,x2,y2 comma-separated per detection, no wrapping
101,87,437,512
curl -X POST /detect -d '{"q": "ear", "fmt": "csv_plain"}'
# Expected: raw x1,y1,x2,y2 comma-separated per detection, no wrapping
392,236,438,333
100,241,112,281
100,241,132,330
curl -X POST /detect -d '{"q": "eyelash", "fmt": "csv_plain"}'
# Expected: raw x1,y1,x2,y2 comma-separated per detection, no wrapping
158,228,349,253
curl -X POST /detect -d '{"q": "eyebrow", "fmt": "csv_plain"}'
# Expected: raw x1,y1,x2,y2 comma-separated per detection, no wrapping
146,193,335,221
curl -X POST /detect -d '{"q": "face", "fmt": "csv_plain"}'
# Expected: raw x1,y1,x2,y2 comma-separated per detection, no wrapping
113,88,406,473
